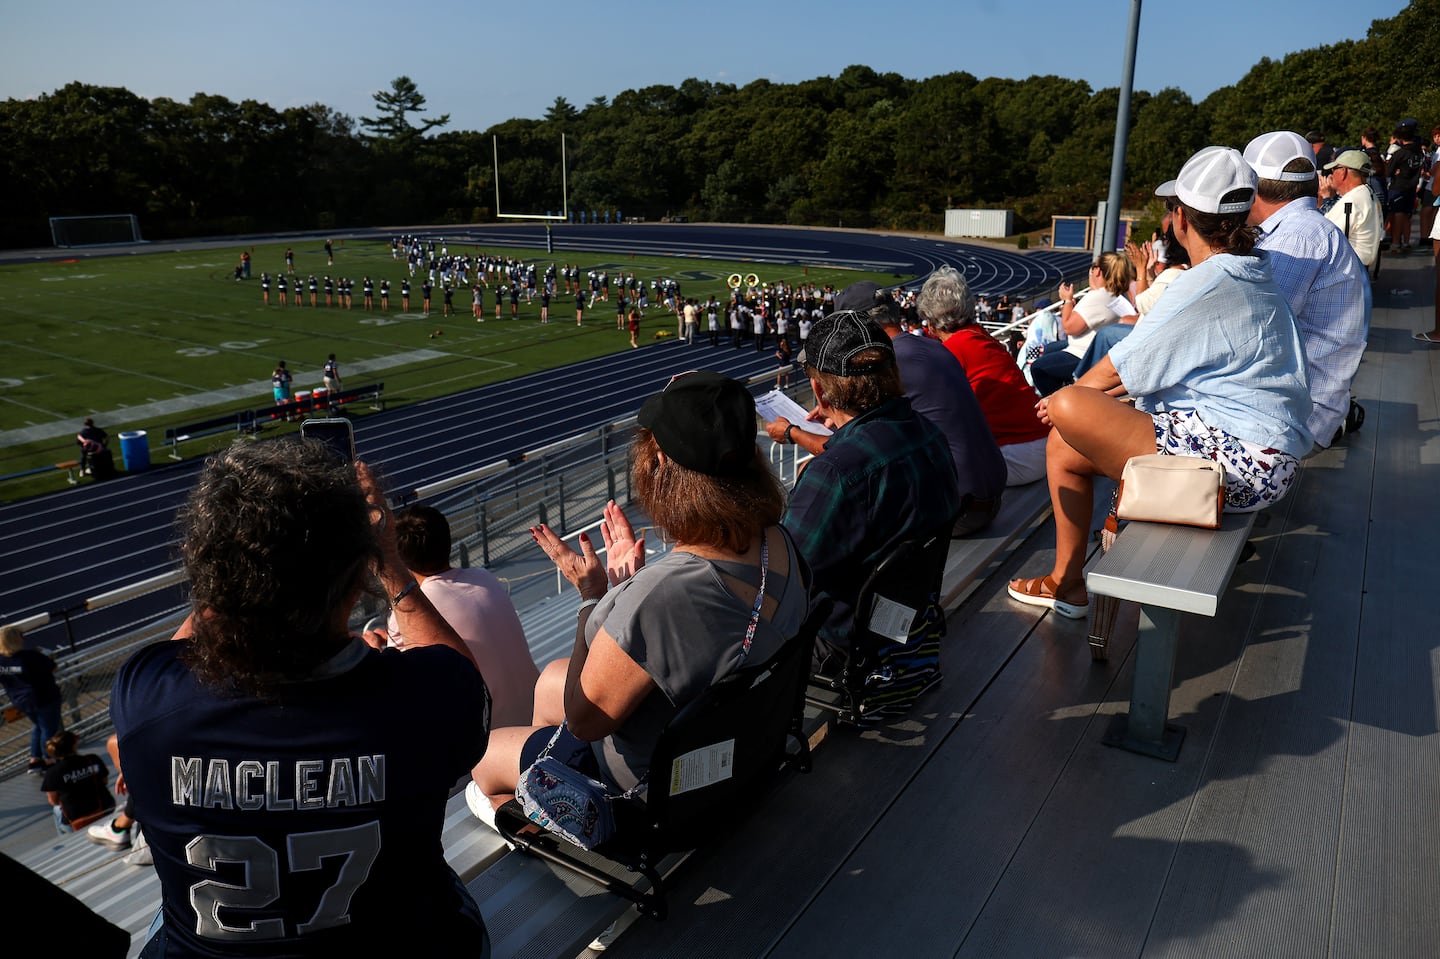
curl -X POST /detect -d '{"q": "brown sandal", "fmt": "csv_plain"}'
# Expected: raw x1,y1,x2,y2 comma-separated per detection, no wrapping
1007,575,1088,620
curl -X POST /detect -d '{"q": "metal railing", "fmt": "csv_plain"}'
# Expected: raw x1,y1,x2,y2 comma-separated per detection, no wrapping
0,373,817,778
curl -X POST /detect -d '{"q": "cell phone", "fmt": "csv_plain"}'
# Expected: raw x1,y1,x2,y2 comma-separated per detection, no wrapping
301,417,355,462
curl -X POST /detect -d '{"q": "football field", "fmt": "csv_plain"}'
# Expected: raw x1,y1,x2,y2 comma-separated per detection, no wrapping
0,236,898,498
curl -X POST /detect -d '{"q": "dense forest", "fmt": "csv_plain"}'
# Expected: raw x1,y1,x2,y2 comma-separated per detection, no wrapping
3,0,1436,249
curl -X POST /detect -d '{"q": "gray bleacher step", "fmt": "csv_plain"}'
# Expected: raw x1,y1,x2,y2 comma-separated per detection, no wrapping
470,838,692,959
519,592,585,667
940,479,1053,609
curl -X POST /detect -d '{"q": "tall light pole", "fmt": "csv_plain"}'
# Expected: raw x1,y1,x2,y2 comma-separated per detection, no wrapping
1101,0,1143,253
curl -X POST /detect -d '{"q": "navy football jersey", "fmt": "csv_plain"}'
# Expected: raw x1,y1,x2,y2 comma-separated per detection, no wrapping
113,640,488,957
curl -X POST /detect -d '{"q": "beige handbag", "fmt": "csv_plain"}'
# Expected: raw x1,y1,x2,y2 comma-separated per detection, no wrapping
1090,454,1225,661
1114,453,1225,529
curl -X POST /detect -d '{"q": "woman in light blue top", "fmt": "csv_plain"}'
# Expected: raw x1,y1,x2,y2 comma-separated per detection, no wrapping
1008,147,1313,620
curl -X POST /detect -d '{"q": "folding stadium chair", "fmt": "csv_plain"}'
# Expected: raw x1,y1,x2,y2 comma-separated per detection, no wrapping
805,526,953,726
493,600,828,920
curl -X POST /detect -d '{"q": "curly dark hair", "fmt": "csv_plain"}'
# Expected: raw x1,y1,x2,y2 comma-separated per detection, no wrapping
177,440,381,696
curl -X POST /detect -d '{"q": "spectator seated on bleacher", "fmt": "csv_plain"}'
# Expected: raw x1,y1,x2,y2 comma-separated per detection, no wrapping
916,267,1052,487
109,440,493,957
1008,146,1314,620
468,372,809,831
1029,253,1137,397
762,305,960,708
1072,223,1194,381
41,730,115,834
381,504,540,728
842,281,1007,538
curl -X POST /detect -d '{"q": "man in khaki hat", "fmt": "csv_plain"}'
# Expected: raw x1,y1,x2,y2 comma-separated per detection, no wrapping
1322,150,1381,269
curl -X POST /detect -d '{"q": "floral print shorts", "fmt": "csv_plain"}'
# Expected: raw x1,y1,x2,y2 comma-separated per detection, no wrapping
1152,409,1298,512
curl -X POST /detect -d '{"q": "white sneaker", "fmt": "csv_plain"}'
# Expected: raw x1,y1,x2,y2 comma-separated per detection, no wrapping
465,782,500,829
465,782,518,850
87,819,131,850
589,921,620,952
123,823,153,866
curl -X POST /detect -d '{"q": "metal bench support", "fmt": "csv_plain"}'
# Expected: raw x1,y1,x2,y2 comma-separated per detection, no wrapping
1102,604,1186,760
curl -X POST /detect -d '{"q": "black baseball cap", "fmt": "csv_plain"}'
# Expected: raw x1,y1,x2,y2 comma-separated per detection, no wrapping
636,371,756,476
833,280,892,312
796,310,894,376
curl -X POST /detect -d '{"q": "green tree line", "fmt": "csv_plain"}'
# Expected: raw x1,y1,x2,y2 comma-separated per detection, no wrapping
3,0,1435,248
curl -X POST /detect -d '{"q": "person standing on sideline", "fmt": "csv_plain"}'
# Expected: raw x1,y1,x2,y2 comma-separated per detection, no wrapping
774,337,794,389
401,278,411,312
323,354,342,395
324,238,334,265
260,272,271,306
76,417,110,476
540,288,551,324
683,298,699,345
0,626,63,774
271,361,293,415
576,290,586,326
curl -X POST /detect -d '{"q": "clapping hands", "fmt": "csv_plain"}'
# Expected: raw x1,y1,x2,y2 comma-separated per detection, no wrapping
531,500,645,601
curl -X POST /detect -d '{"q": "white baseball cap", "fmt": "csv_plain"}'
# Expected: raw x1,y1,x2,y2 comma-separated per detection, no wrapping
1243,131,1317,181
1155,147,1257,215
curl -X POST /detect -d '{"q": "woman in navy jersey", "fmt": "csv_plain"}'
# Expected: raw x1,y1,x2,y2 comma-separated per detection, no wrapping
113,442,491,958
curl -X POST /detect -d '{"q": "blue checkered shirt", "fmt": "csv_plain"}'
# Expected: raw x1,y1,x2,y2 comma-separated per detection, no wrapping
1254,199,1371,445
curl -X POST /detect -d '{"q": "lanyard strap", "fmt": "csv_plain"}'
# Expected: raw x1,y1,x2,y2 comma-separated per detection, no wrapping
546,530,773,798
737,534,769,668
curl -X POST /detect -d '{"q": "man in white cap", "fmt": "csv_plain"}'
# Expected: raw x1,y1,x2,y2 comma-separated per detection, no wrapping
1243,130,1370,448
1322,151,1381,269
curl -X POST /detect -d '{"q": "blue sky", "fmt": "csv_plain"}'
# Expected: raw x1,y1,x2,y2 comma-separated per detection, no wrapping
1,0,1401,133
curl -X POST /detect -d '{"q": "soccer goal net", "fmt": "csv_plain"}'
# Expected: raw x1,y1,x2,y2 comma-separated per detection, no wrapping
49,214,144,248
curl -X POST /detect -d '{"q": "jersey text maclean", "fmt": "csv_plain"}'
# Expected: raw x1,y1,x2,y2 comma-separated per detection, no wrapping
171,756,385,810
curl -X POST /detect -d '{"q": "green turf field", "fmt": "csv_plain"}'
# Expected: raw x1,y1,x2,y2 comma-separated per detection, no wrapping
0,237,903,500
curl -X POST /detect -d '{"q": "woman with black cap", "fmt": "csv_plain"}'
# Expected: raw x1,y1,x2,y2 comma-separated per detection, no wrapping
468,371,809,821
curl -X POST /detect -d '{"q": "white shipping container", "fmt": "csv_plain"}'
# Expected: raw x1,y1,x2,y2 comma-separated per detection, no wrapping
944,208,1014,239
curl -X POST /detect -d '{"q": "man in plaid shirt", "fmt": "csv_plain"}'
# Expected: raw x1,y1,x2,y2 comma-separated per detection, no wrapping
768,307,961,652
